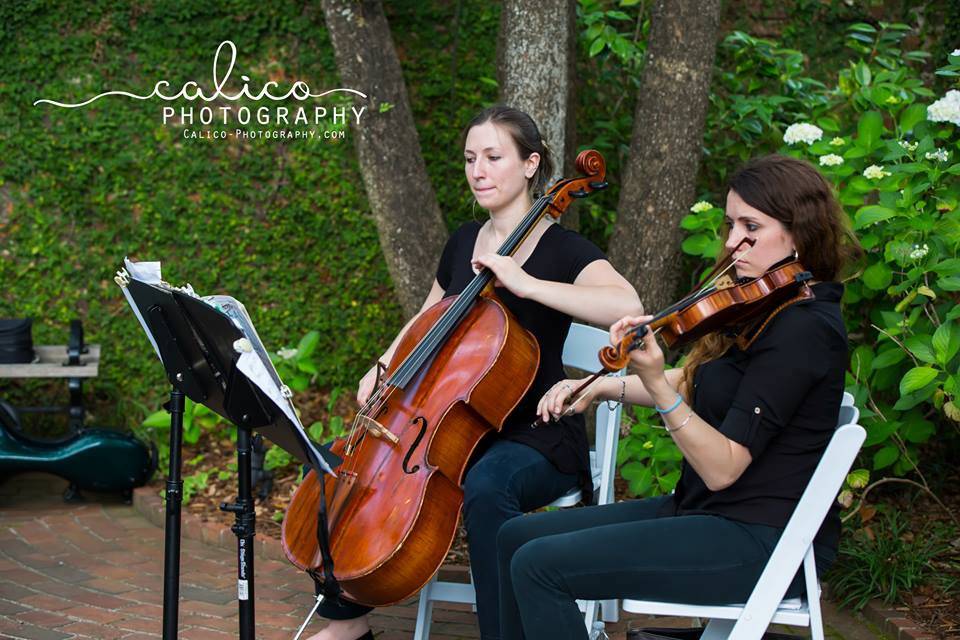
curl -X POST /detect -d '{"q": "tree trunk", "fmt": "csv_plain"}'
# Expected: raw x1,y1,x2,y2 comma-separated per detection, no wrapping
322,0,448,316
498,0,580,229
608,0,721,313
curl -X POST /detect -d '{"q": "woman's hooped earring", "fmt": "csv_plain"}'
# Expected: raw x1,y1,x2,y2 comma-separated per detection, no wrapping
793,247,799,259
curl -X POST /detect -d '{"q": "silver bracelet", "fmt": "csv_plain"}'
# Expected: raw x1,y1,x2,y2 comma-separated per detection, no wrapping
605,376,626,410
665,410,694,433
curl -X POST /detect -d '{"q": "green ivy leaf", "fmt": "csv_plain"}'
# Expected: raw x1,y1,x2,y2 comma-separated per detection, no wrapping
932,322,960,364
297,330,320,358
933,258,960,275
681,234,712,256
862,260,893,290
143,409,171,428
864,419,897,447
850,345,874,380
853,205,895,229
899,103,927,133
899,366,939,395
588,37,605,57
872,444,899,470
854,61,872,86
899,419,935,444
903,335,937,364
872,346,905,369
938,275,960,291
846,468,870,489
856,111,884,150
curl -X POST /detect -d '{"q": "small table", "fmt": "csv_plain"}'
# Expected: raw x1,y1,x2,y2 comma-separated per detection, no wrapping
0,344,101,430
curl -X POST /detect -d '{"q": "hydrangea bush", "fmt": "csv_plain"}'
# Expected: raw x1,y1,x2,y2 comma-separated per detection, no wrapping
680,24,959,501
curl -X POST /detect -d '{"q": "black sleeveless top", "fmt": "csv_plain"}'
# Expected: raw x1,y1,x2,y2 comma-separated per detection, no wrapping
436,221,607,501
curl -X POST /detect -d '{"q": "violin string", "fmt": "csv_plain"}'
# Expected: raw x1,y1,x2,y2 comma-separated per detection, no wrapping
631,241,756,339
700,240,755,293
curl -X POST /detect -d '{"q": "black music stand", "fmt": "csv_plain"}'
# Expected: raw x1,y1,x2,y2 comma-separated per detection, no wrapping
118,271,337,640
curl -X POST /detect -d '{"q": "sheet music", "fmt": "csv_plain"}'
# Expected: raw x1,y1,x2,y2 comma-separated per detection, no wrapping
203,295,306,439
120,258,161,359
117,258,334,476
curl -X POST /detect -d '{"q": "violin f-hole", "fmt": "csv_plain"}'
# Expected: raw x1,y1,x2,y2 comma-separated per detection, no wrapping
402,416,427,474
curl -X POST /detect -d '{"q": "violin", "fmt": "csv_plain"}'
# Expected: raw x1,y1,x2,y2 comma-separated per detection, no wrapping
540,245,814,423
599,251,815,370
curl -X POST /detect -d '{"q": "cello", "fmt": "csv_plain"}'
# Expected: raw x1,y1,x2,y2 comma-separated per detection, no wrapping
282,150,609,607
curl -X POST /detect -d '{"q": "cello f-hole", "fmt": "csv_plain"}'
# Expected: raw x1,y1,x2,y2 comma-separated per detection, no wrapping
402,416,427,474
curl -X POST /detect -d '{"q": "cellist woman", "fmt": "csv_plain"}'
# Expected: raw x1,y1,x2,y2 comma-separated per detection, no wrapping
307,105,643,640
498,154,864,639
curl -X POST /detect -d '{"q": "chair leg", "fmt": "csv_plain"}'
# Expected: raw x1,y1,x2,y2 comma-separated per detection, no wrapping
699,618,734,640
414,580,434,640
600,598,619,623
582,600,598,634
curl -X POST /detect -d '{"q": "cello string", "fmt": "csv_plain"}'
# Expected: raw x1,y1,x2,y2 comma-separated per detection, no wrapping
385,195,551,391
343,196,553,472
343,193,554,472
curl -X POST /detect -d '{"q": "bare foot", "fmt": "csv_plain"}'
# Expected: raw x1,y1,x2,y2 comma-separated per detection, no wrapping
305,616,371,640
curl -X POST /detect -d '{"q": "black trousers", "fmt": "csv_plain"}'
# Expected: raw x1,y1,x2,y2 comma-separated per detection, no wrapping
312,440,578,639
497,495,835,640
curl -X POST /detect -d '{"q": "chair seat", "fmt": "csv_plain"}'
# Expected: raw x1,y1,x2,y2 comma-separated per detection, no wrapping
547,451,603,508
622,596,810,626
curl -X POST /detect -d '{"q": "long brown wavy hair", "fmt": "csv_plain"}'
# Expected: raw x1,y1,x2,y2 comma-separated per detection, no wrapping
680,155,864,399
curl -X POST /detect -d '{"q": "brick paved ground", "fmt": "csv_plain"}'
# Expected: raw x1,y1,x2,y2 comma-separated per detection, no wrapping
0,473,883,640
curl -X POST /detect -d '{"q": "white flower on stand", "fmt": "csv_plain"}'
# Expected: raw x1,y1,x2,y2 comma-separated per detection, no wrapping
928,90,960,126
863,165,891,180
819,154,844,167
925,148,950,162
783,123,824,145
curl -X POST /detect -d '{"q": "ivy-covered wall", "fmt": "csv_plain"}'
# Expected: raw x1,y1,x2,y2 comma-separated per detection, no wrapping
0,1,499,427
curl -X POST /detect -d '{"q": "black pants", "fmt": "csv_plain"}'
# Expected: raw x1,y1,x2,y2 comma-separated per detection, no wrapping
497,495,835,640
312,440,578,639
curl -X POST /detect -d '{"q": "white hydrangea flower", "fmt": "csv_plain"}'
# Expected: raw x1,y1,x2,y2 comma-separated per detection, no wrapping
783,122,824,145
925,148,950,162
863,165,891,180
830,137,845,146
690,201,712,213
898,140,919,152
952,49,960,57
909,244,930,260
928,90,960,126
819,154,844,167
277,347,298,360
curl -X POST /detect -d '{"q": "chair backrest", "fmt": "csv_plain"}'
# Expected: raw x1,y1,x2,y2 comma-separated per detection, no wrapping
727,394,865,640
562,323,625,505
839,391,859,428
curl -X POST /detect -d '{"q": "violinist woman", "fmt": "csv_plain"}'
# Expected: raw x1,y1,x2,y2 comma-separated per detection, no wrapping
497,154,863,639
307,105,642,640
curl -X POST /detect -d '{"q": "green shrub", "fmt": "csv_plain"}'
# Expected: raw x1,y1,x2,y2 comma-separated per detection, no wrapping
827,507,956,610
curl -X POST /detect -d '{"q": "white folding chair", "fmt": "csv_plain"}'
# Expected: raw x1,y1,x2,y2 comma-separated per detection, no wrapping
414,323,626,640
620,391,865,640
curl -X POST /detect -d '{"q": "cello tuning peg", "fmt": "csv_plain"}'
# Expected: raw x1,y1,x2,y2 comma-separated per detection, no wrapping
569,189,589,199
588,181,608,190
